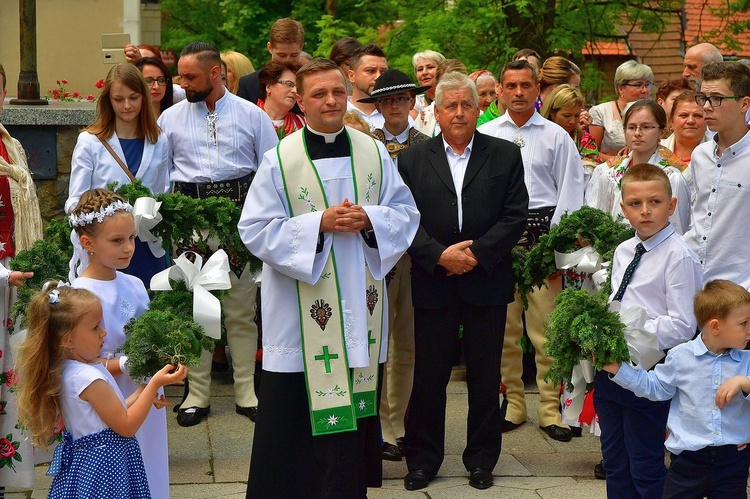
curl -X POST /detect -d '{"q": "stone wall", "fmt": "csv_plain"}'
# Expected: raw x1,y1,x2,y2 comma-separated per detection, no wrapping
1,101,95,223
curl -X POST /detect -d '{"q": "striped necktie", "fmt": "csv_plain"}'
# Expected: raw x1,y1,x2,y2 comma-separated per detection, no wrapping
613,243,646,302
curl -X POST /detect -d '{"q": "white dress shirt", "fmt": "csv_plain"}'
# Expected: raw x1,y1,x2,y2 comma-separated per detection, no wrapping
683,130,750,287
347,99,385,131
443,136,474,231
610,224,703,350
477,111,584,225
157,87,278,183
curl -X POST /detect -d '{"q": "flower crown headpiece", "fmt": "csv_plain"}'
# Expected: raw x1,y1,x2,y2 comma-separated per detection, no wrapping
68,200,133,228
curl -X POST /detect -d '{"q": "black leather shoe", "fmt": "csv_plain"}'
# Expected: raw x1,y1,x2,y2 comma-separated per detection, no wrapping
500,419,523,433
404,469,432,490
381,442,402,461
571,426,583,437
235,405,258,422
176,406,210,427
469,468,494,490
540,424,573,442
594,460,606,480
395,437,405,454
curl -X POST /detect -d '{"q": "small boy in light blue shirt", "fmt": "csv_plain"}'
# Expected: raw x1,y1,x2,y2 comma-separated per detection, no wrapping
604,279,750,498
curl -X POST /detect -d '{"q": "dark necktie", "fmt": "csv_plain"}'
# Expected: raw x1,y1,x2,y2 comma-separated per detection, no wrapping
613,243,646,302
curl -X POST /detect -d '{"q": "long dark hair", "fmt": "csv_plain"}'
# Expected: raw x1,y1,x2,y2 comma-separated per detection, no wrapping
135,57,174,115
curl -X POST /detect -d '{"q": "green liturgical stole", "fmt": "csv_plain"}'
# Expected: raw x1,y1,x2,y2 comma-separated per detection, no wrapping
277,128,385,436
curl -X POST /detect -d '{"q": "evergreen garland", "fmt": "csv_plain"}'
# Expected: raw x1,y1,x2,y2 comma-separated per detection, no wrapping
111,181,261,273
523,206,634,292
9,236,70,329
543,288,630,389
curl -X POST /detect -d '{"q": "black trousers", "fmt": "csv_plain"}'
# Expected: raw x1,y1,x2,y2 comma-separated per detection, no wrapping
403,301,507,474
663,444,750,499
246,368,382,499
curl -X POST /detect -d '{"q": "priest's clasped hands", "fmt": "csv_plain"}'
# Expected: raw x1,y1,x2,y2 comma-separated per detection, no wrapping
320,198,373,233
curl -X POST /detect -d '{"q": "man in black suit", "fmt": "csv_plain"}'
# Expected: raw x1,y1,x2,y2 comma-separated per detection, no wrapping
237,17,304,116
398,72,528,491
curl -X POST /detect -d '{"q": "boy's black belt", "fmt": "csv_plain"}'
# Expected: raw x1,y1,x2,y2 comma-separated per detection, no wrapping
173,172,254,206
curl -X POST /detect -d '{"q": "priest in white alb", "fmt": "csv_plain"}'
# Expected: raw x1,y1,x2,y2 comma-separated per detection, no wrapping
238,59,419,499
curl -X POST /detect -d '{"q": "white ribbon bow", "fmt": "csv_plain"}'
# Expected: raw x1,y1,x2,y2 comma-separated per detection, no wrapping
609,301,665,371
150,250,232,339
554,246,603,274
133,197,166,258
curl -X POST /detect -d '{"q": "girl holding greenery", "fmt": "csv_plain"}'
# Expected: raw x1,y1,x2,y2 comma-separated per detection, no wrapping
69,188,171,498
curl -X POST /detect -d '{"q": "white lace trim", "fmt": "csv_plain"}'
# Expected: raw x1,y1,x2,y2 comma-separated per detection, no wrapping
343,309,365,348
380,206,397,251
286,219,303,270
263,343,303,356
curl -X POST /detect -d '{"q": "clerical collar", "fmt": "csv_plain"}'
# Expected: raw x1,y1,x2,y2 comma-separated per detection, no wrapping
304,126,351,160
306,125,344,144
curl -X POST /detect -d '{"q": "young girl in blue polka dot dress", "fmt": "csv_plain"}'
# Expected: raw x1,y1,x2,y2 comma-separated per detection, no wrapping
15,283,186,498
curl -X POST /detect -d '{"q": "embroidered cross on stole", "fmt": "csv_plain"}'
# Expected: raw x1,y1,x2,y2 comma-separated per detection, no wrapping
277,129,385,436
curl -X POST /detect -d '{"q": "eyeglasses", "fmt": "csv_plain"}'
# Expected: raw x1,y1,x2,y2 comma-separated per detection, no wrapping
277,80,296,89
623,82,654,89
625,124,659,133
378,96,413,107
144,77,167,86
694,94,742,107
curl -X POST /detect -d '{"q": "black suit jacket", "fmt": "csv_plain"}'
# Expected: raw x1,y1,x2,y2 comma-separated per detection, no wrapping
237,70,303,115
398,131,528,308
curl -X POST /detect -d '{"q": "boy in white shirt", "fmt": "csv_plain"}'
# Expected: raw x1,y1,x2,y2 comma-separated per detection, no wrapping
594,163,703,498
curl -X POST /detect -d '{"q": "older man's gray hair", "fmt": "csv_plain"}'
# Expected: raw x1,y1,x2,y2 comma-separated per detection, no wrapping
435,72,479,108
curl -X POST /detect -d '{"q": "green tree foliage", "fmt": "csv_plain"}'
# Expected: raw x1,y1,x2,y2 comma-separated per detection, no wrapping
162,0,750,77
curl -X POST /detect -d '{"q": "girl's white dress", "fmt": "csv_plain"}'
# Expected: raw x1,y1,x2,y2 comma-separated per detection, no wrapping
48,360,149,498
73,272,169,498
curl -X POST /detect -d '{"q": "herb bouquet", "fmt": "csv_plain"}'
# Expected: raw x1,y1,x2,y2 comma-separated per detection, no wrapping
121,281,216,379
543,288,630,388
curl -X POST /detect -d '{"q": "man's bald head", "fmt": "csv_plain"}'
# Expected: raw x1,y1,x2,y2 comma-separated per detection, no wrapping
683,43,723,90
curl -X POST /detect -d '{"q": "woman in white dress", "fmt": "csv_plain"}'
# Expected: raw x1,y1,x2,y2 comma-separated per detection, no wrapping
586,99,691,235
589,61,654,161
67,63,170,287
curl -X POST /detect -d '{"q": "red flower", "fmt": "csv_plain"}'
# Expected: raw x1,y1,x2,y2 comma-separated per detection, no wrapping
86,94,95,101
72,91,80,98
5,369,17,387
0,438,15,459
61,79,69,85
52,89,60,100
95,79,105,89
53,415,65,434
56,80,61,85
63,92,69,98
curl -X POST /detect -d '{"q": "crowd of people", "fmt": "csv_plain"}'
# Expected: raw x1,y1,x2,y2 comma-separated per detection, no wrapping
2,14,750,499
